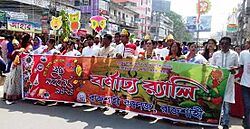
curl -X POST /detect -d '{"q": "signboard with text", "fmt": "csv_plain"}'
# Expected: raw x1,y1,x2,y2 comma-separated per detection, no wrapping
7,20,42,33
22,55,230,126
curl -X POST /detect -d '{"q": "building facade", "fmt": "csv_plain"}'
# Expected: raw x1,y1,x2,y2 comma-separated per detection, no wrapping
109,1,139,34
150,11,173,41
237,0,250,45
113,0,152,39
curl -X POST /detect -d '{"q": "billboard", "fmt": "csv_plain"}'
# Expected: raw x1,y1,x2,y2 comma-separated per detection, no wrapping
186,16,212,32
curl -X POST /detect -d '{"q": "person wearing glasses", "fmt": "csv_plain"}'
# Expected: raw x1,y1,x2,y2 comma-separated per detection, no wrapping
210,37,239,129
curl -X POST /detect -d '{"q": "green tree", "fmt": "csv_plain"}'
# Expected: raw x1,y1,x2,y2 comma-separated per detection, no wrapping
167,11,193,42
59,10,71,41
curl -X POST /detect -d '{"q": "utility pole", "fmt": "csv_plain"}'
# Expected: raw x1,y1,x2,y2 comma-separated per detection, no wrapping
196,23,200,44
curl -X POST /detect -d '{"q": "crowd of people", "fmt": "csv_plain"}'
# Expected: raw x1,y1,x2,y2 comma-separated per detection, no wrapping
0,29,249,129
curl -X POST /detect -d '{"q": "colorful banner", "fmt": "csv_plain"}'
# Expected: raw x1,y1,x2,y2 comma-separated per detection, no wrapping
7,20,42,33
21,55,230,126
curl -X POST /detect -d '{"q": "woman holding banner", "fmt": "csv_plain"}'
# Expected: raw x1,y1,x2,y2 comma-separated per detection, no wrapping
138,40,155,60
165,41,185,61
185,42,208,64
32,38,60,106
3,34,33,105
32,38,60,55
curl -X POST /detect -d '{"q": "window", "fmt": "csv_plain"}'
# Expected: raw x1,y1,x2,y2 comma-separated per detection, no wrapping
123,13,125,20
153,16,156,22
114,10,117,16
126,15,128,18
141,0,143,5
131,2,136,6
118,12,121,20
131,17,134,23
151,27,156,33
83,0,90,5
74,0,80,6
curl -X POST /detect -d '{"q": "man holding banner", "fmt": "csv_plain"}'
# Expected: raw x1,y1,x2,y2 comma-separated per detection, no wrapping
82,35,99,57
114,29,136,59
98,34,115,57
210,37,239,129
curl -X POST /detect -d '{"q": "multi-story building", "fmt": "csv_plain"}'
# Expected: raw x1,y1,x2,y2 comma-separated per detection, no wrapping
150,11,173,41
150,0,173,41
152,0,171,13
109,1,139,34
237,0,250,45
113,0,152,39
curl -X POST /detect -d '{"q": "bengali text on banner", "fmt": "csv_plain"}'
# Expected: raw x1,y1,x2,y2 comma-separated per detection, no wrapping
21,54,230,126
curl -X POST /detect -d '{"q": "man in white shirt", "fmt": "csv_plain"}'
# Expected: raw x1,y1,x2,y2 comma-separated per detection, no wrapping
93,35,101,49
98,34,115,57
210,37,239,129
110,32,121,48
114,29,136,58
239,40,250,129
64,41,81,56
82,35,99,57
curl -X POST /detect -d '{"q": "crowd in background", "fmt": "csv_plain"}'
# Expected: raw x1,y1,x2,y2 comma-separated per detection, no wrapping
0,29,249,129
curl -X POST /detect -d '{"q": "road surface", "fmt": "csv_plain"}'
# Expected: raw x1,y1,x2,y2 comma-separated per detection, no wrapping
0,85,243,129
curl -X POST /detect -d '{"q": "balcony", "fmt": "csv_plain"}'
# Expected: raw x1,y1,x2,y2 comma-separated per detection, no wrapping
109,15,138,29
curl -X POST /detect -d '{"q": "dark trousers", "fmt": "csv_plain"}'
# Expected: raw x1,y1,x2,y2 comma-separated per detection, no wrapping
242,86,250,129
0,58,6,72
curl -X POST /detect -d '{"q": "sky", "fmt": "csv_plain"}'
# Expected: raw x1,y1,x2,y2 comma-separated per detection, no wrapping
169,0,241,39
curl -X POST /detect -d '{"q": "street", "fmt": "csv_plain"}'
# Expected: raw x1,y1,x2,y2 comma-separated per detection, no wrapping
0,85,243,129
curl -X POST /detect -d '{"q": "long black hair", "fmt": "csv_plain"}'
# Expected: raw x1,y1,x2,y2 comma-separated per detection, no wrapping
202,39,218,60
21,34,31,48
169,41,182,57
